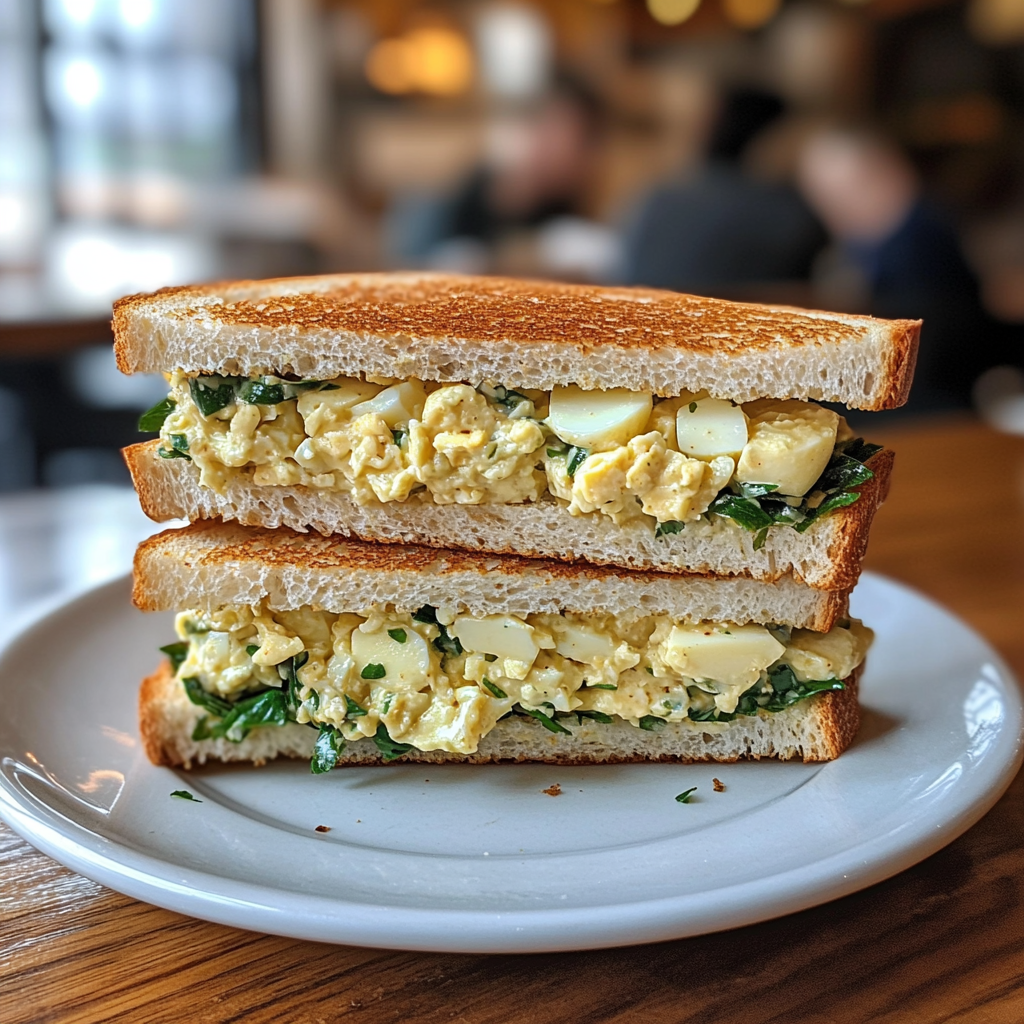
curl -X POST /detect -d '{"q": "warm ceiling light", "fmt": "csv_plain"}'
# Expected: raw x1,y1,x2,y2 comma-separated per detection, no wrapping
969,0,1024,45
722,0,780,30
365,27,474,97
365,38,415,95
405,27,474,97
646,0,701,27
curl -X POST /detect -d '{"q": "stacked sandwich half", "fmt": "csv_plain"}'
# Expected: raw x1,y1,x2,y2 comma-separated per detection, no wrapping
115,273,918,770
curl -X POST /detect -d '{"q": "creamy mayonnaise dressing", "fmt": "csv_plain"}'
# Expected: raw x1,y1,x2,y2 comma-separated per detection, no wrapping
158,374,855,527
175,601,872,755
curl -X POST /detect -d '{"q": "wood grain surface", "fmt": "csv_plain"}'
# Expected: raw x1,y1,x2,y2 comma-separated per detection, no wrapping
3,416,1023,1024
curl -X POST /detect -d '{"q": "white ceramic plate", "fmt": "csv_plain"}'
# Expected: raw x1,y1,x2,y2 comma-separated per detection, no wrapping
0,572,1020,953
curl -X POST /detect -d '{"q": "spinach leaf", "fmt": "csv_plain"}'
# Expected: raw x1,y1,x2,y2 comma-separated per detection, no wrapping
638,715,667,731
169,433,189,451
159,641,189,674
655,520,684,538
280,651,308,713
566,446,589,478
213,689,290,742
170,790,202,802
181,677,233,717
138,396,175,432
482,678,507,699
432,623,463,658
189,377,238,417
708,494,774,533
157,447,191,460
311,725,344,774
575,710,613,724
345,695,368,717
413,605,438,624
372,723,415,761
675,787,696,804
238,379,285,405
521,707,572,735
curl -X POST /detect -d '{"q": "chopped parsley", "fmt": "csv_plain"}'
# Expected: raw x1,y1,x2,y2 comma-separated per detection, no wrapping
482,678,508,699
675,788,697,804
170,790,202,802
388,628,408,644
361,663,386,680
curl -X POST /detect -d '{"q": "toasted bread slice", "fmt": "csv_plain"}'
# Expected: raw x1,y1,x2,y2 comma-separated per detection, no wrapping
126,440,891,593
133,520,850,631
140,659,861,767
113,272,919,410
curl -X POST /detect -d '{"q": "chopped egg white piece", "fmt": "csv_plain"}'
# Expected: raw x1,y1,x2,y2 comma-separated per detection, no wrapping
350,380,427,427
676,396,748,460
736,400,840,497
547,385,653,450
350,623,432,689
452,614,541,667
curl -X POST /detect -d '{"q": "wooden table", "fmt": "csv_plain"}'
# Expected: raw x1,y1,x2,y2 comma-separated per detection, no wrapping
3,417,1023,1024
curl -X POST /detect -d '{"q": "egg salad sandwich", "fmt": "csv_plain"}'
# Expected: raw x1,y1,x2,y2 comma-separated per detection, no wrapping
116,272,916,590
135,521,871,770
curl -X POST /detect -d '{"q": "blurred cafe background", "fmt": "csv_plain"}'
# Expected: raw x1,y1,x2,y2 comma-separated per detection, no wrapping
2,0,1024,494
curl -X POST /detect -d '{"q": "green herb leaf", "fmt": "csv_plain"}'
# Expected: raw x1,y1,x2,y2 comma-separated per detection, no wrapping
484,653,498,662
708,494,774,533
157,447,191,460
638,715,667,731
138,396,176,432
170,790,202,802
566,446,589,478
311,724,344,774
246,644,259,657
388,628,408,644
159,642,189,674
734,481,779,499
169,433,189,451
482,678,507,699
214,689,290,742
675,787,697,804
575,710,613,724
345,695,368,717
188,376,239,417
181,677,233,717
361,663,386,680
655,520,684,538
688,401,697,413
238,379,285,405
372,723,415,761
521,707,572,734
645,666,655,675
546,447,565,458
432,623,463,658
392,427,407,447
412,605,438,624
587,683,618,690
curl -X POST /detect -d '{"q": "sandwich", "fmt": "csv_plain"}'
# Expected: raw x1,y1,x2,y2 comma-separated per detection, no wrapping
135,521,871,769
115,273,916,590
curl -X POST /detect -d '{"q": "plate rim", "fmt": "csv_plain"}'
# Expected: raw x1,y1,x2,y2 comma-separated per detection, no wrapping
0,571,1021,953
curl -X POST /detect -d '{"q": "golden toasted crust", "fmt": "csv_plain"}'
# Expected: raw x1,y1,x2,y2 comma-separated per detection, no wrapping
125,439,891,592
139,664,179,767
818,448,894,591
130,517,852,633
112,272,920,409
139,659,862,767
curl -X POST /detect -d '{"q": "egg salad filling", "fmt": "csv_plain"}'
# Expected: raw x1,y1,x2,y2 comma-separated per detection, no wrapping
160,601,872,771
141,375,882,547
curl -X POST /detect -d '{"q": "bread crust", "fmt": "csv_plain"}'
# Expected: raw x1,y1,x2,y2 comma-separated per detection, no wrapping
139,659,861,767
131,518,850,631
125,439,890,594
112,272,919,410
